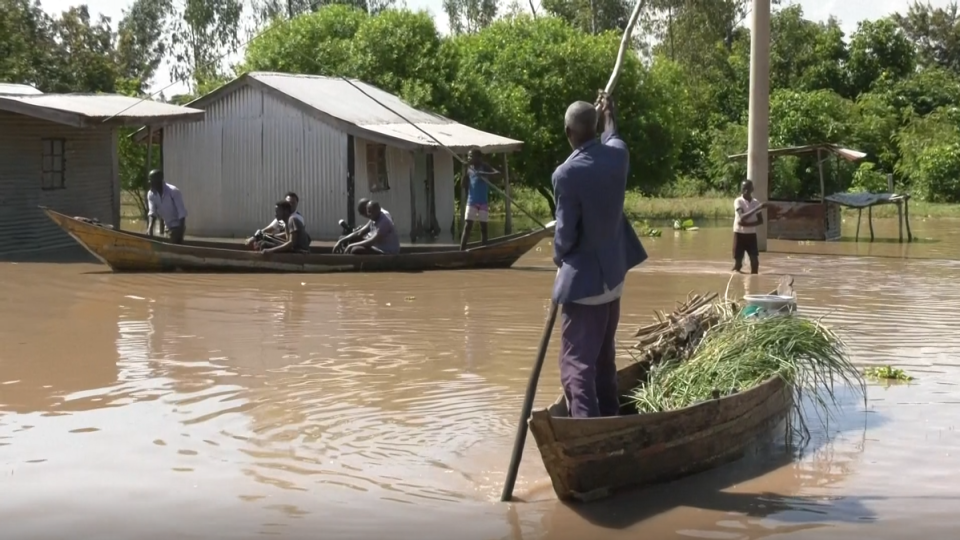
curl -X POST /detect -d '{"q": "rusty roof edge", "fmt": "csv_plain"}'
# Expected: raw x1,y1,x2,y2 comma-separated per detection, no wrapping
727,143,867,161
0,95,204,128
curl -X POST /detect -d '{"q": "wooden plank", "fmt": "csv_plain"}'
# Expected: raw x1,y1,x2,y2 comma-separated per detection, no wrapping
503,154,512,235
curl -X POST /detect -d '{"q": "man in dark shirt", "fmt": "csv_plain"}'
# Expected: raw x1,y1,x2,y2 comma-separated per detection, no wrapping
260,200,311,254
346,201,401,255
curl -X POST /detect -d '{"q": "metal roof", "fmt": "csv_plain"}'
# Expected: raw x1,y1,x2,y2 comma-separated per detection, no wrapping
0,83,43,96
0,93,205,127
728,143,867,162
154,72,523,153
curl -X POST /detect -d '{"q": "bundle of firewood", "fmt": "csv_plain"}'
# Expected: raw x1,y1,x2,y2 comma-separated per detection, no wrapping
630,292,728,366
630,276,796,367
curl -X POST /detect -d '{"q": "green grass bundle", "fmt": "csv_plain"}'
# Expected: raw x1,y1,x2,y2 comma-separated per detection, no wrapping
629,310,865,415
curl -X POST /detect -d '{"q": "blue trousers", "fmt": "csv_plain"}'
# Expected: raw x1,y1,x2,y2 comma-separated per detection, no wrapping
559,299,621,418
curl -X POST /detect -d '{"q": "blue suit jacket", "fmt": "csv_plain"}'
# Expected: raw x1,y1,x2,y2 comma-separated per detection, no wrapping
551,129,648,304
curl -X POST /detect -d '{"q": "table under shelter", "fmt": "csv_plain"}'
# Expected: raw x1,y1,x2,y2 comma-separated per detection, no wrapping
824,192,914,243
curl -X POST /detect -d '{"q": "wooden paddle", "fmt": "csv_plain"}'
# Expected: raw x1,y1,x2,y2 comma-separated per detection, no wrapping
499,0,649,503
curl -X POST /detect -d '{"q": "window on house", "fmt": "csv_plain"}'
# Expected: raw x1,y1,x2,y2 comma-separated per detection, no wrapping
366,143,390,192
41,138,66,190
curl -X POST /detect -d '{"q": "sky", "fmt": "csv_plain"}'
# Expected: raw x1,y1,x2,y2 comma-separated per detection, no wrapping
37,0,954,98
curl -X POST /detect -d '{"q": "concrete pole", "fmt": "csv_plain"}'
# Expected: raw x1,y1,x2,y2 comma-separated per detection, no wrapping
747,0,771,251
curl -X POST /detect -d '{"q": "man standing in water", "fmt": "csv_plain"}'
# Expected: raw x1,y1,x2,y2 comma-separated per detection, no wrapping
146,169,188,244
552,93,647,419
732,180,767,274
459,149,499,250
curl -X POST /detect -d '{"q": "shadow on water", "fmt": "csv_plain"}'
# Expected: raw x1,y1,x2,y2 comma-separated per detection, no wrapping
532,384,890,538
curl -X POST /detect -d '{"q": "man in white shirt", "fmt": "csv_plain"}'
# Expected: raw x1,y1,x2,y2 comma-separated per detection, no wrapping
147,169,188,244
733,180,767,274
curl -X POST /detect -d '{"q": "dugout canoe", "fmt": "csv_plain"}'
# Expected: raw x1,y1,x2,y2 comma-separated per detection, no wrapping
528,288,795,503
42,207,554,273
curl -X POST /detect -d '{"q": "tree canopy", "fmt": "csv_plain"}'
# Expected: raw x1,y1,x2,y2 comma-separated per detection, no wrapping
3,0,960,206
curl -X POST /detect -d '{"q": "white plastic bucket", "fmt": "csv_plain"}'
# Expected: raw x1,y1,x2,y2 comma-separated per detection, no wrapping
741,294,797,317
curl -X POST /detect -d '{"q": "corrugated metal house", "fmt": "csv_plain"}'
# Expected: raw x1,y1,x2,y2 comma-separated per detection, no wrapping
0,85,204,255
135,72,523,241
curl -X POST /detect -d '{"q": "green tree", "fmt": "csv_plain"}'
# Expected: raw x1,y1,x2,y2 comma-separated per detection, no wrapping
349,9,450,109
116,0,172,93
48,6,119,93
448,15,683,211
0,0,58,91
768,5,848,96
881,67,960,116
847,19,916,96
766,89,858,198
169,0,244,91
243,4,367,75
893,1,960,73
244,7,450,111
895,106,960,202
443,0,498,34
541,0,630,34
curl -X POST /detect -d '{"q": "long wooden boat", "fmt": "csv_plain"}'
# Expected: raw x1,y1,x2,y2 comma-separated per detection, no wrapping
42,207,554,273
528,286,796,503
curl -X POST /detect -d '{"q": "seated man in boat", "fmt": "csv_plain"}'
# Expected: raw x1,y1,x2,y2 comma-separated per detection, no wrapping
333,198,395,253
259,200,311,254
344,201,400,255
246,192,303,249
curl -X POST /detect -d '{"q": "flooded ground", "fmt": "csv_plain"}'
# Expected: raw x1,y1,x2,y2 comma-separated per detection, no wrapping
2,216,959,539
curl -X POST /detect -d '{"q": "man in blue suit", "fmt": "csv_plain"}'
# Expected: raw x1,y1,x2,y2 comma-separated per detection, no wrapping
551,93,648,418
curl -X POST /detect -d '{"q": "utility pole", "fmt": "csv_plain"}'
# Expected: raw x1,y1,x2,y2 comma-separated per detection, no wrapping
747,0,771,251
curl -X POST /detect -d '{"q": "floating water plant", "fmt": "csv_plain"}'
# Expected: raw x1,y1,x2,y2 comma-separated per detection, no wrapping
863,365,913,381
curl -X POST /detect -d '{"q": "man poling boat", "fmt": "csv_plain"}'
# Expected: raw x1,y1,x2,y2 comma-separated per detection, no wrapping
499,0,650,502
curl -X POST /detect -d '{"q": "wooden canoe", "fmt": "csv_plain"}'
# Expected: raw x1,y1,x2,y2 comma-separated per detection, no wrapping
41,207,555,273
528,286,796,503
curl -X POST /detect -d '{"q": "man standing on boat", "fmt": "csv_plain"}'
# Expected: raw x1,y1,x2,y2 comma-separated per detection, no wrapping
459,149,500,250
146,169,188,244
552,92,647,419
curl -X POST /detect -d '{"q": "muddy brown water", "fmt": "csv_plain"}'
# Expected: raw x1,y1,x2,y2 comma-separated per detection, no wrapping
2,217,960,539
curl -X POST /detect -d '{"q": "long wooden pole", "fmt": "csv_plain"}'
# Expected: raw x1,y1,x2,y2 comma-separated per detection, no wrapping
498,301,558,502
499,0,648,503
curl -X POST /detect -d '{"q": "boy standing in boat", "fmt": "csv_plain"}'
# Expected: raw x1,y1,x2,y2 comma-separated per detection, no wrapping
459,149,499,250
732,180,767,274
551,93,647,419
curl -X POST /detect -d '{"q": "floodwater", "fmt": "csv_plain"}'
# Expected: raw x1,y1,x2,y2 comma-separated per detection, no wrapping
2,216,959,539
